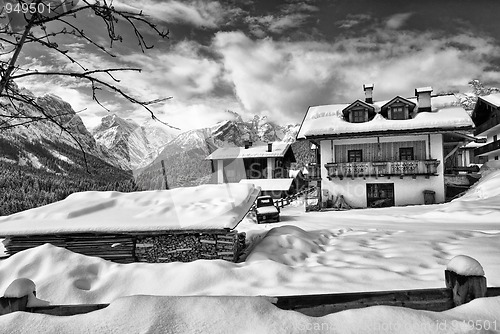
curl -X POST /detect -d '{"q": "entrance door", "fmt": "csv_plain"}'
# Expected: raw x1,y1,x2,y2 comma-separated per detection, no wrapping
366,183,395,207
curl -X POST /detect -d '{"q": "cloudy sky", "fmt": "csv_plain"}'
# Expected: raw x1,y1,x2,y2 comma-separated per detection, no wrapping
8,0,500,131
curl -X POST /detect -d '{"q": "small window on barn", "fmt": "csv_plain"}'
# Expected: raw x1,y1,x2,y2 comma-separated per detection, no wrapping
348,149,363,162
399,147,414,161
351,110,366,123
391,106,406,120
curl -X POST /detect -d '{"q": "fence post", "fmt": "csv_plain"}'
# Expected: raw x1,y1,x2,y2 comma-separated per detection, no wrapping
0,278,34,315
445,255,487,307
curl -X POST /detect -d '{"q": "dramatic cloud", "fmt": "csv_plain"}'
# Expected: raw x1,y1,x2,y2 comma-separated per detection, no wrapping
245,0,319,37
338,14,372,29
213,30,500,124
112,0,235,28
385,13,413,29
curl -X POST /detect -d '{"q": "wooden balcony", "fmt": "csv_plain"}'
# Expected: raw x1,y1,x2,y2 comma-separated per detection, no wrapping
474,114,500,136
325,160,440,179
474,140,500,156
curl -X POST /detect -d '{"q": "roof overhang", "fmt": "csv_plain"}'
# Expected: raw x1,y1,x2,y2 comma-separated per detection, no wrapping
300,126,474,141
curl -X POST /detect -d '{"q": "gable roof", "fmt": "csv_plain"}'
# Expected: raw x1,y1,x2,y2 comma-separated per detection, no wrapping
380,96,417,118
381,96,416,109
342,99,376,118
297,94,474,139
206,142,292,160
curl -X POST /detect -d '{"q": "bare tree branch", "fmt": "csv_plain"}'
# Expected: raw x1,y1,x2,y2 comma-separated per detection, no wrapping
0,0,175,172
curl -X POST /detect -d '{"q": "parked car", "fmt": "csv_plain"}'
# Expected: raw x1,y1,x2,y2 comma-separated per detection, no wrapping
255,195,280,224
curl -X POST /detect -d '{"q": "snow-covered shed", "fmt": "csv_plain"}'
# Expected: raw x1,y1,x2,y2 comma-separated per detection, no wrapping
0,184,260,263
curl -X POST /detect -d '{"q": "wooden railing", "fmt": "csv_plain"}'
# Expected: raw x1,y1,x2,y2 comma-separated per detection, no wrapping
474,114,500,136
250,186,317,211
325,160,440,179
474,140,500,156
273,186,316,208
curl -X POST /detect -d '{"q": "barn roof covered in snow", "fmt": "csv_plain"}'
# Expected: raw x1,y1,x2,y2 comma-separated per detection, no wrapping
206,142,292,160
0,184,261,235
297,94,474,139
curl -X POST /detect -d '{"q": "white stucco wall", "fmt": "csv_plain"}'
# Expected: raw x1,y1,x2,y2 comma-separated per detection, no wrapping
319,134,445,207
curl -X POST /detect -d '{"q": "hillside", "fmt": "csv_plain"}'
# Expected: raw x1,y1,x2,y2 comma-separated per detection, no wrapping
0,90,138,216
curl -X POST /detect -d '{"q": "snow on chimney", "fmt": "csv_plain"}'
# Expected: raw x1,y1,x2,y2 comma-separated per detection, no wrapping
267,143,273,152
363,84,374,104
415,86,433,112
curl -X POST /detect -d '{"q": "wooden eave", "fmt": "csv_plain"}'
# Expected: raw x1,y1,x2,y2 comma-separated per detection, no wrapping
300,125,474,141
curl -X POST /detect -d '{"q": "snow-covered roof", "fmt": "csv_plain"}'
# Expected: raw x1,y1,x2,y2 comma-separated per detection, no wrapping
239,178,294,191
0,184,261,235
206,142,291,160
479,93,500,107
297,95,474,139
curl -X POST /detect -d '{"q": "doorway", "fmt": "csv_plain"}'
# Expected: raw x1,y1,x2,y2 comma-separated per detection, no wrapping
367,183,395,207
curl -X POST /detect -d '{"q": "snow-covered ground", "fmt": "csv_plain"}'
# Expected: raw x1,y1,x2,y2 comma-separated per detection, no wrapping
1,167,500,333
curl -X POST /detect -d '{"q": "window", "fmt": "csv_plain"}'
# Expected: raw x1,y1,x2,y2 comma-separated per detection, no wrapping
351,109,366,123
495,156,499,161
399,147,414,160
348,149,363,162
391,106,406,120
494,135,498,142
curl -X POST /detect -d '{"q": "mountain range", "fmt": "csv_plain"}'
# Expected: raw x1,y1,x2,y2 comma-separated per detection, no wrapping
0,87,303,197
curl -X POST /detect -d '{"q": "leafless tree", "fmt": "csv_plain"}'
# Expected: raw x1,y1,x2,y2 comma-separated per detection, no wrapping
0,0,175,167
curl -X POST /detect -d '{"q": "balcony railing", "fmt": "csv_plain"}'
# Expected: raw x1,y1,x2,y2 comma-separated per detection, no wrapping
325,160,440,179
474,140,500,157
474,114,500,136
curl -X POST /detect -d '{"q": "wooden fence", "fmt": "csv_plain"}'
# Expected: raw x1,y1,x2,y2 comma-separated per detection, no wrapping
250,186,316,211
1,258,498,318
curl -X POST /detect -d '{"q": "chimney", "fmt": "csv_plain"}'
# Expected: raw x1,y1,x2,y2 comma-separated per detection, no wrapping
244,140,250,149
415,86,432,112
363,84,374,104
267,142,273,152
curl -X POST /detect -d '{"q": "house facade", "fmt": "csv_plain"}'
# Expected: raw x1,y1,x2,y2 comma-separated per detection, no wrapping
206,142,296,184
297,85,475,209
472,93,500,161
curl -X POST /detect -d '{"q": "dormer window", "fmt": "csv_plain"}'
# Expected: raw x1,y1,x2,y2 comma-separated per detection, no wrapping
381,96,416,120
351,109,367,123
342,100,376,123
391,106,406,120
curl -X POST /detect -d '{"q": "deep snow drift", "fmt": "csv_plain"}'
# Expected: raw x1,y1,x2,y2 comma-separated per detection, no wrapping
0,166,499,333
1,295,499,334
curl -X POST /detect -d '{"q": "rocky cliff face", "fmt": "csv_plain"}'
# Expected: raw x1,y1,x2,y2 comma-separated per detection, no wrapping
0,90,128,171
92,114,180,170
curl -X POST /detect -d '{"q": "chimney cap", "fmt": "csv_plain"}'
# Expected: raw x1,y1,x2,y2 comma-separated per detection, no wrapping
363,83,374,90
415,86,433,95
